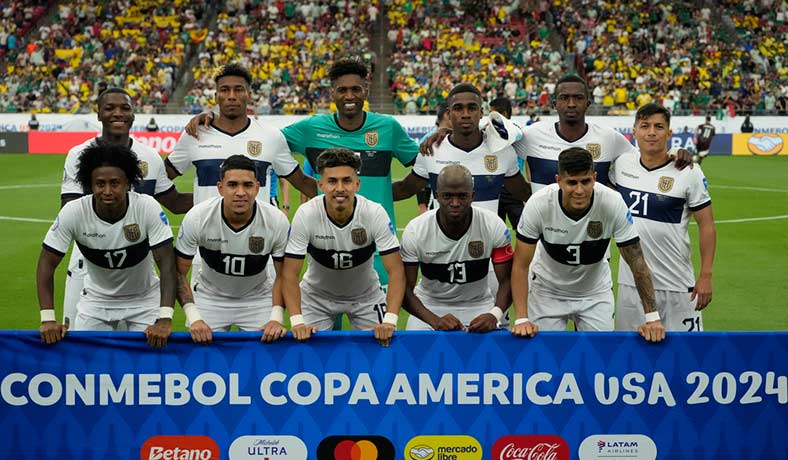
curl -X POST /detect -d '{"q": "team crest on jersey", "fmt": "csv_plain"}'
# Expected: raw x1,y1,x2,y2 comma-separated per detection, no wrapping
586,143,602,160
247,140,263,157
139,161,149,177
123,223,141,242
351,228,368,245
248,236,264,253
365,131,379,147
658,176,675,192
484,155,498,172
468,240,484,258
586,221,603,238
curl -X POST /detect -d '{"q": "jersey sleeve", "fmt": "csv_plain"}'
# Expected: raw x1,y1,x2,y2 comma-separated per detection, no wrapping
284,204,311,258
174,207,200,258
270,129,299,177
687,166,712,211
610,193,639,247
501,146,520,177
166,132,197,176
399,221,419,265
609,155,622,186
611,131,638,160
270,209,291,260
151,154,176,196
412,151,429,179
143,196,174,248
516,196,542,244
42,202,79,256
372,204,400,255
489,216,514,264
390,118,418,167
61,148,84,197
281,119,308,156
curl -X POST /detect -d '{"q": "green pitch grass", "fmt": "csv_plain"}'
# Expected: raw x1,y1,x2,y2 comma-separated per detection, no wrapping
1,154,786,331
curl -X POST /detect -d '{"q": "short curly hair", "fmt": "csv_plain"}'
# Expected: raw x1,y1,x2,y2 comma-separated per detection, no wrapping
316,148,361,174
76,142,142,194
328,57,369,82
214,63,252,86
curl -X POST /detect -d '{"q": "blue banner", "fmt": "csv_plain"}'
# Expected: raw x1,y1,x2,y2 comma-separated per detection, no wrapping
1,331,786,460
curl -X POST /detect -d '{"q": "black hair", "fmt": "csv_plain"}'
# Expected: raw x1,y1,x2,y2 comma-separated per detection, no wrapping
557,147,594,176
635,102,672,124
220,154,257,180
489,97,513,119
436,101,449,125
447,83,482,101
97,87,132,108
316,148,361,174
214,63,252,86
328,57,369,82
76,142,142,193
555,74,590,98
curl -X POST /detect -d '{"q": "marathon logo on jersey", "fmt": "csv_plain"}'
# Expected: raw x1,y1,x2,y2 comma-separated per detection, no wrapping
139,160,149,177
317,435,395,460
586,143,602,160
468,241,484,258
658,176,674,193
124,223,141,242
365,130,379,147
351,228,368,245
141,435,219,460
247,140,262,157
586,221,603,238
228,435,307,460
249,236,264,253
484,155,498,172
492,435,570,460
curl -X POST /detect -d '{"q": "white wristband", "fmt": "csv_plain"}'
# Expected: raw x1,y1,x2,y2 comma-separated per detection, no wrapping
159,306,174,320
514,317,530,325
182,303,202,326
645,311,661,323
383,312,399,326
269,305,285,325
488,306,504,322
40,309,56,323
290,314,304,327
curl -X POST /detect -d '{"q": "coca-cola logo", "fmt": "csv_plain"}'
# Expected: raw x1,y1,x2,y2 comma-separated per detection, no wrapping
493,436,569,460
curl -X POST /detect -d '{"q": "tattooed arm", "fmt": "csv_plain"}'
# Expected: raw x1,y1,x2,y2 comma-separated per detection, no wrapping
619,241,666,342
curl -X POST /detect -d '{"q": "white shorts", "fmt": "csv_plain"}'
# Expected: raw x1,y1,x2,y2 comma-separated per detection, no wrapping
193,292,273,332
63,246,86,327
529,289,614,332
406,301,497,330
301,285,387,331
616,285,703,332
74,304,159,332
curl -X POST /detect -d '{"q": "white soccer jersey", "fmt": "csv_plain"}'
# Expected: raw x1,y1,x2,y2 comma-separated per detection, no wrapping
62,137,175,198
285,195,400,301
610,153,711,292
413,135,520,212
517,183,639,298
401,207,513,307
43,192,173,306
175,197,290,306
167,117,299,205
513,122,637,193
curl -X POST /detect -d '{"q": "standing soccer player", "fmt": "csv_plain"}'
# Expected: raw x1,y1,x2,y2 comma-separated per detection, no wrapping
612,103,716,331
693,116,716,164
400,165,514,332
38,143,176,347
175,155,294,343
510,148,666,342
60,88,192,328
281,149,405,346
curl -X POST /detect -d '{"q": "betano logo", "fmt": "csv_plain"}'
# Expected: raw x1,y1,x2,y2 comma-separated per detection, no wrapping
317,435,395,460
492,435,569,460
747,134,784,155
578,434,657,460
404,435,482,460
140,436,219,460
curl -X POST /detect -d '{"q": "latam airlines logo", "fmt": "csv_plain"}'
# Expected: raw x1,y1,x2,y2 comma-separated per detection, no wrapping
578,434,657,460
140,436,219,460
492,435,569,460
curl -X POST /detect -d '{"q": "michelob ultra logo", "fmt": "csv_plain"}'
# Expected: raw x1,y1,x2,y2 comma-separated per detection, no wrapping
405,435,482,460
228,435,307,460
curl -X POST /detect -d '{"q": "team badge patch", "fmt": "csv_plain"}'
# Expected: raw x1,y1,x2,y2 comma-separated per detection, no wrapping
365,131,379,147
247,140,262,157
248,236,264,253
139,161,149,177
123,223,141,242
658,176,675,192
484,155,498,172
586,221,603,238
351,228,368,245
468,240,484,258
586,143,602,160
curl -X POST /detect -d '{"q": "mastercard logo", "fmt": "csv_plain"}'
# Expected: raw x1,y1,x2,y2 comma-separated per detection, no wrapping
747,134,784,155
317,436,395,460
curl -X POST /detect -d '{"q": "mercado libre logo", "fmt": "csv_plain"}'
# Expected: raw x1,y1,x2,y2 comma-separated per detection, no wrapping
405,435,482,460
317,435,395,460
747,134,784,155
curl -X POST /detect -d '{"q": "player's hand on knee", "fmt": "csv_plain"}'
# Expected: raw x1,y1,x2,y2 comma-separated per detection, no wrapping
189,320,213,344
511,320,538,338
637,319,666,343
184,111,214,139
145,319,172,348
260,320,287,343
39,321,67,345
434,314,464,331
419,128,451,156
467,313,499,333
373,322,396,347
291,323,316,341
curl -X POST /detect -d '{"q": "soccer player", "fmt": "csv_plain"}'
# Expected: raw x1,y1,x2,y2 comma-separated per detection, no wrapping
37,143,177,347
693,116,716,164
416,101,451,214
400,165,514,332
175,155,295,343
60,88,192,328
612,103,716,331
282,149,405,346
510,147,666,343
489,96,526,228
